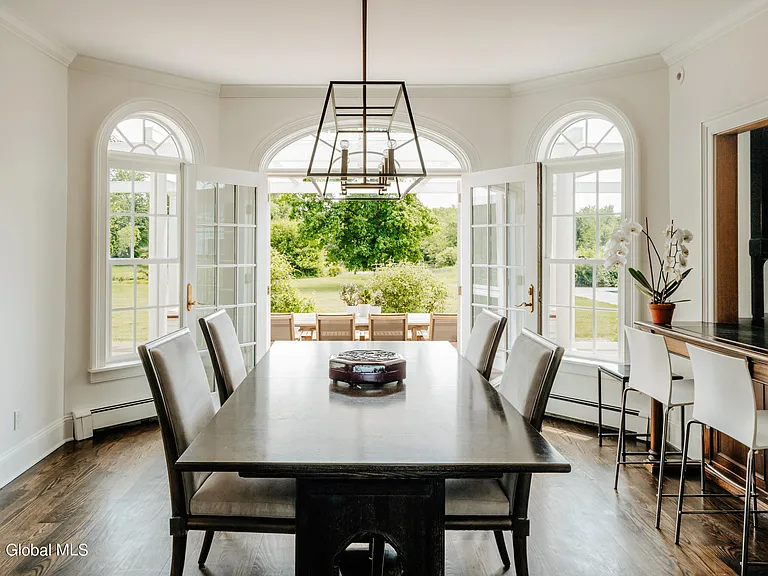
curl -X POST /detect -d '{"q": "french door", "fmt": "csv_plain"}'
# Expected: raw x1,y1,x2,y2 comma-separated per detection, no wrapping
460,164,541,370
182,165,270,387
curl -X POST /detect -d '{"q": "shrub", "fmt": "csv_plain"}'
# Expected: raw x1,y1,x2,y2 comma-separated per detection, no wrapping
270,248,315,313
327,263,342,277
369,263,449,313
339,282,360,306
434,246,457,268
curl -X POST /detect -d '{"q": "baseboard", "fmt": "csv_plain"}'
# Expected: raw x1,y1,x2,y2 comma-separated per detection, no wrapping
91,398,156,430
0,415,73,489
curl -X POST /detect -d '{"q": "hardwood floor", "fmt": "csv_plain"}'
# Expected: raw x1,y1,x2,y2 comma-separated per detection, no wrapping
2,418,768,575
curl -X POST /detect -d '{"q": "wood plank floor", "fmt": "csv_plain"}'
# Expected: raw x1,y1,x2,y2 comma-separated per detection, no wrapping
2,418,768,575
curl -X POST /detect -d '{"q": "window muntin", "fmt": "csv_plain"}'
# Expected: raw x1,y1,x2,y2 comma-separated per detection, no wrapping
108,117,182,158
543,115,625,360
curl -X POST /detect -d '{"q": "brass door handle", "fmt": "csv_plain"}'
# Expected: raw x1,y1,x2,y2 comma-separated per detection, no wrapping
516,284,535,313
186,283,201,312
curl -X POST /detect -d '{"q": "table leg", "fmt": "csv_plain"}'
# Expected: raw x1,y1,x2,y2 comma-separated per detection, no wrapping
649,397,664,467
295,478,445,576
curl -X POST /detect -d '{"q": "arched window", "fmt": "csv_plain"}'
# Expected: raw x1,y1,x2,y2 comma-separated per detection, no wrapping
96,112,194,369
540,113,628,360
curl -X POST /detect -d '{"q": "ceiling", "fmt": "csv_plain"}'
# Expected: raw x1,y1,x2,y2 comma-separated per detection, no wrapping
2,0,755,85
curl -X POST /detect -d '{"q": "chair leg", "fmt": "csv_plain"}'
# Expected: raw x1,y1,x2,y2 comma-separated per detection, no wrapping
655,406,671,529
597,371,603,447
512,534,529,576
675,419,695,544
614,386,630,490
370,535,385,576
171,534,187,576
742,449,755,576
753,459,759,529
493,531,511,570
198,530,214,566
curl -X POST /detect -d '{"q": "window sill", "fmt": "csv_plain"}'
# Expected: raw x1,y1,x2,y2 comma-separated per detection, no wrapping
89,361,145,384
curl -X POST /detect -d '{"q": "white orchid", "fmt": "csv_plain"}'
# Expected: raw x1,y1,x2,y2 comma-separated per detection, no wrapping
681,244,689,256
678,254,688,268
624,220,643,236
663,224,675,239
612,230,629,245
672,229,684,243
681,229,694,243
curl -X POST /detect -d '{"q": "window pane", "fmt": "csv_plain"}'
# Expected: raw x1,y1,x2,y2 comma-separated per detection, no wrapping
574,308,594,352
574,172,596,212
238,227,256,265
472,227,487,265
111,310,134,357
111,265,134,310
243,345,256,372
550,216,574,259
596,310,619,348
471,267,488,305
488,184,505,225
110,216,132,258
140,263,180,308
595,126,624,154
134,172,151,213
598,169,622,212
574,264,594,310
147,216,178,259
472,186,488,225
508,182,525,224
197,267,216,306
508,226,524,267
575,216,597,258
219,227,236,265
598,215,622,258
596,264,619,310
238,186,256,225
586,118,614,147
219,268,236,305
551,172,574,215
546,306,572,349
218,184,236,224
548,264,575,307
197,182,216,224
489,268,504,308
196,227,216,265
549,134,577,159
489,227,504,266
133,216,149,258
508,267,525,307
238,306,256,343
136,264,149,306
135,309,149,345
238,267,256,304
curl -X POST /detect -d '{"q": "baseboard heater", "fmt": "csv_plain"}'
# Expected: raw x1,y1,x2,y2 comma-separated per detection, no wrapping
90,398,157,432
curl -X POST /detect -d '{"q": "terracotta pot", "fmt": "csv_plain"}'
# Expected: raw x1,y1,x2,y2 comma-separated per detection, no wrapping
649,303,676,325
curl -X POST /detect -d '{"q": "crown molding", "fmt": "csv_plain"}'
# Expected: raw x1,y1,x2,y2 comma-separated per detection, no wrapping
220,84,511,99
508,55,666,97
0,4,76,66
70,56,221,97
661,0,768,65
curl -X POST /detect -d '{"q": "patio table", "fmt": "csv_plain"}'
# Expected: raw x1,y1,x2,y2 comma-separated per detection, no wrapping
292,312,432,340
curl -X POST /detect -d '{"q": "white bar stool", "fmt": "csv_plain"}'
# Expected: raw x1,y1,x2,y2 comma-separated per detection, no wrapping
675,345,768,575
615,328,700,529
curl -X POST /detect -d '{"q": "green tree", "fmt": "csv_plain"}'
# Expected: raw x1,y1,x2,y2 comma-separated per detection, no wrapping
368,262,449,313
271,219,325,277
282,194,438,271
574,205,620,287
270,248,315,313
421,205,458,267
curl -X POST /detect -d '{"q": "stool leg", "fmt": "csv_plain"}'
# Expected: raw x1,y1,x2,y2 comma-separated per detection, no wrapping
655,405,671,529
621,382,628,463
597,370,603,447
675,419,695,544
742,449,755,575
614,386,630,490
700,424,706,494
752,460,759,529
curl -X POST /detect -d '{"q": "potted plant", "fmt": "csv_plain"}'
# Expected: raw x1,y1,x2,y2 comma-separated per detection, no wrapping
604,218,692,325
368,288,384,314
339,282,360,314
357,287,372,317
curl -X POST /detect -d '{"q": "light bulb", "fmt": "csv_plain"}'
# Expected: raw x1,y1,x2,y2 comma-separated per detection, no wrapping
340,139,350,150
387,139,397,149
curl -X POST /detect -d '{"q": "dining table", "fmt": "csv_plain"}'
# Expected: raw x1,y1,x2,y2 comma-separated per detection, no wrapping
176,340,570,575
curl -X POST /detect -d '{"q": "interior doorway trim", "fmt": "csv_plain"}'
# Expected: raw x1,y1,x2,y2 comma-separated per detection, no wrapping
701,98,768,321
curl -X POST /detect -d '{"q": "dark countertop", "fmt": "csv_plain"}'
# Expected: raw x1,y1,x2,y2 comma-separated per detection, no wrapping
635,320,768,357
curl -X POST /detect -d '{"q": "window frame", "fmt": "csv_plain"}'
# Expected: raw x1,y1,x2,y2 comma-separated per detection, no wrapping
90,107,200,380
539,112,632,362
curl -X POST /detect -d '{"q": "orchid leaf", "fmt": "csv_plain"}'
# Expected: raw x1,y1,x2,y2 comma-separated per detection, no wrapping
628,267,654,293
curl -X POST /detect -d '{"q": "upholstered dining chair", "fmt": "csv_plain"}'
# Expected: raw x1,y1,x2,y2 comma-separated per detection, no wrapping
445,329,564,574
369,313,408,341
270,313,297,343
316,313,356,341
138,329,295,576
463,309,507,380
429,312,458,344
199,310,247,406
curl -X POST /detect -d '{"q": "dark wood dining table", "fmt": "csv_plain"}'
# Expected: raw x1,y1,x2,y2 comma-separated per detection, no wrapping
176,341,570,575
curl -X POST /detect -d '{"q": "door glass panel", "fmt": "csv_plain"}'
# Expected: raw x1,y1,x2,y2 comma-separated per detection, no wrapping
218,184,236,224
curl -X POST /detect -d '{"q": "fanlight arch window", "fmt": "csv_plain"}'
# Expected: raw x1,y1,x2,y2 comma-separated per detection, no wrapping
541,113,628,360
100,114,192,366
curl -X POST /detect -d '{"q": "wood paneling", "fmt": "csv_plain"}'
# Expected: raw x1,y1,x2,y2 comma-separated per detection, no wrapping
714,132,740,324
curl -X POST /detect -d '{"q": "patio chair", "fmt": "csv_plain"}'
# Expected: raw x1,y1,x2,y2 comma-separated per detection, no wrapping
316,313,356,341
369,313,408,341
271,313,298,342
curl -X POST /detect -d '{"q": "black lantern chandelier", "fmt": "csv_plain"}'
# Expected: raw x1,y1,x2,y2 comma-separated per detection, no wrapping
306,0,427,200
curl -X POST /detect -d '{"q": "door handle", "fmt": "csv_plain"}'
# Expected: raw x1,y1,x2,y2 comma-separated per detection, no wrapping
516,284,535,313
186,283,201,312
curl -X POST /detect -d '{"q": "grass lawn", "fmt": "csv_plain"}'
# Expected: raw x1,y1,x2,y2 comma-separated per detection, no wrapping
574,295,618,342
293,266,459,312
111,266,148,346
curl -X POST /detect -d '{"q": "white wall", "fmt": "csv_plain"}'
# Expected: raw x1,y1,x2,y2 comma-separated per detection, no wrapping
64,58,220,416
0,26,69,486
669,11,768,320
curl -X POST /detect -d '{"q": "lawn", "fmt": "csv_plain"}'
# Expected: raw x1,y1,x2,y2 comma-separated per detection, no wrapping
574,295,618,342
111,266,148,346
293,266,459,312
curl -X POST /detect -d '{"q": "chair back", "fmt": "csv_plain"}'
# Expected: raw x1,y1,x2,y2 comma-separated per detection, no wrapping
498,329,564,431
138,329,215,517
271,313,296,342
369,313,407,341
688,345,757,448
316,313,356,341
199,310,247,406
624,327,674,404
430,313,457,343
463,309,507,380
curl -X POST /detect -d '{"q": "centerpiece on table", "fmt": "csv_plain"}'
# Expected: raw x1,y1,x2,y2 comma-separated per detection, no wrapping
604,218,692,325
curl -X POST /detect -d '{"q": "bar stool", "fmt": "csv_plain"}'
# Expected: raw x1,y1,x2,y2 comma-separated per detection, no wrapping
615,328,700,529
675,345,768,575
597,363,684,446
